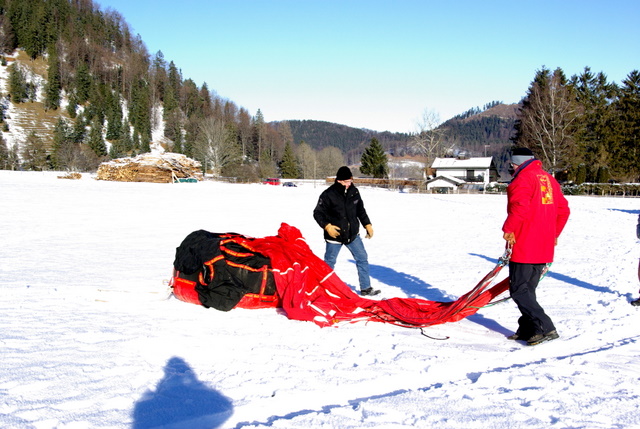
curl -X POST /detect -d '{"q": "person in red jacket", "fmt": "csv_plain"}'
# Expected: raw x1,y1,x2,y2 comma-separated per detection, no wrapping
502,147,570,346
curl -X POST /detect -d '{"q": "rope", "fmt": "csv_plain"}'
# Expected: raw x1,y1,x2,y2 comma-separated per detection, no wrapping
420,328,450,340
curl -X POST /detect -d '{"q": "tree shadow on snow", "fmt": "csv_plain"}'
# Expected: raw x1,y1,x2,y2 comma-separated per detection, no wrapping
132,356,233,429
469,252,621,296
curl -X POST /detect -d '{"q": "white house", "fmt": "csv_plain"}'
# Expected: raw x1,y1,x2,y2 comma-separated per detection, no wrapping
430,156,498,184
425,175,466,193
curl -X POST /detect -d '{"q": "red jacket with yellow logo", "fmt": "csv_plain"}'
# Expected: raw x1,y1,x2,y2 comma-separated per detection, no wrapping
502,160,570,263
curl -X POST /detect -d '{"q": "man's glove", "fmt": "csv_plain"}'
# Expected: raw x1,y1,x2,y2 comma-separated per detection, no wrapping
365,224,374,239
325,224,341,239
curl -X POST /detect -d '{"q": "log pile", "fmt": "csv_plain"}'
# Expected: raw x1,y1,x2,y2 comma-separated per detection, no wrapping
96,153,203,183
57,172,82,180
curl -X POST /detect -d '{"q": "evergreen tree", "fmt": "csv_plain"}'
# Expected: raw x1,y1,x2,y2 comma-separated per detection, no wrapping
575,164,587,185
150,50,167,103
360,138,388,178
74,62,92,104
140,134,151,153
51,117,72,169
252,109,265,162
66,94,78,118
570,67,618,180
43,45,61,110
612,70,640,181
279,141,300,178
105,90,123,141
132,132,141,154
88,118,107,157
130,78,152,146
8,63,27,103
172,130,183,154
120,117,133,153
71,114,87,144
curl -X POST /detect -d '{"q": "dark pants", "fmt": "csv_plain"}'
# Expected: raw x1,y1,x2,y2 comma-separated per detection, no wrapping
509,262,555,338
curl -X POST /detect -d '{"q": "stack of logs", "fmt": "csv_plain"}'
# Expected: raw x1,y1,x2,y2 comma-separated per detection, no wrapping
57,172,82,180
96,153,203,183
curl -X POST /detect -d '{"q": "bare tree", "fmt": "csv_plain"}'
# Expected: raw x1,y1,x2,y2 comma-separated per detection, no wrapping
20,132,49,171
194,118,242,177
317,146,345,179
514,67,578,174
296,141,317,179
410,108,451,170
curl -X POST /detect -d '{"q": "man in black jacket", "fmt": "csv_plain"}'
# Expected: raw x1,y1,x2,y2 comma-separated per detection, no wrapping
313,166,380,296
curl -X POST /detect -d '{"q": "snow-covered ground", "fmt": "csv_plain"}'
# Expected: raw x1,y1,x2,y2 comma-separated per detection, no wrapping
1,170,639,429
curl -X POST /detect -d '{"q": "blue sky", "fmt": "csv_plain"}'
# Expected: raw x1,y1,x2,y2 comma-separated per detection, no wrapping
96,0,639,133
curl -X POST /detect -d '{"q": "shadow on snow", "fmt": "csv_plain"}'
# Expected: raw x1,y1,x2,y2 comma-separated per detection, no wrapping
468,252,625,296
132,356,233,429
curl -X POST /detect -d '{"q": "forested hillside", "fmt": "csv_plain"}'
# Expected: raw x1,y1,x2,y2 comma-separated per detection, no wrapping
0,0,637,183
438,102,519,174
284,119,411,165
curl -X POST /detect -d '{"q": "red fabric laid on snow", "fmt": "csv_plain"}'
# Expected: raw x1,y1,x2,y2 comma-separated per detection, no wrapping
237,223,509,328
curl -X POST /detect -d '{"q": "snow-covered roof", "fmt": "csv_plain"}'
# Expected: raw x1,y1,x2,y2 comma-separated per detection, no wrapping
426,175,467,185
431,157,493,169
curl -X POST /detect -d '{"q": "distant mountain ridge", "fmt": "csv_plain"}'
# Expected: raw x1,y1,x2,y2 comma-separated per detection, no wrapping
277,103,520,163
280,119,411,163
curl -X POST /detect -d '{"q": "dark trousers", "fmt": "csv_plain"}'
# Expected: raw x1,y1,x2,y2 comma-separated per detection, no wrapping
509,262,556,338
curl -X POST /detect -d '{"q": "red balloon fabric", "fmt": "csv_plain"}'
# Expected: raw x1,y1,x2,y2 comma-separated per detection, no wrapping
240,223,510,328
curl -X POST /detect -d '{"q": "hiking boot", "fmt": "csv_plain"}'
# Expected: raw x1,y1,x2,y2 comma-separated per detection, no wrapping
527,330,559,346
631,298,640,306
361,288,380,296
507,333,520,340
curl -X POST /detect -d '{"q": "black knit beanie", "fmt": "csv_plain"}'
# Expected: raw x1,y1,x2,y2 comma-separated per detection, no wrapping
336,166,352,181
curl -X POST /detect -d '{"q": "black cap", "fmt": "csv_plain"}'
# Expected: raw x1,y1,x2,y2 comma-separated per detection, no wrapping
336,166,352,181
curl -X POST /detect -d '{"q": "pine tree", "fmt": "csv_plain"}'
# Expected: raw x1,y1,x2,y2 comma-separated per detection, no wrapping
279,141,300,178
105,90,123,141
75,62,92,104
88,118,107,157
51,117,71,169
8,63,27,103
252,109,265,162
570,67,618,180
360,138,388,178
120,117,133,153
130,78,152,147
71,114,87,144
43,45,61,110
66,94,78,118
612,70,640,181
